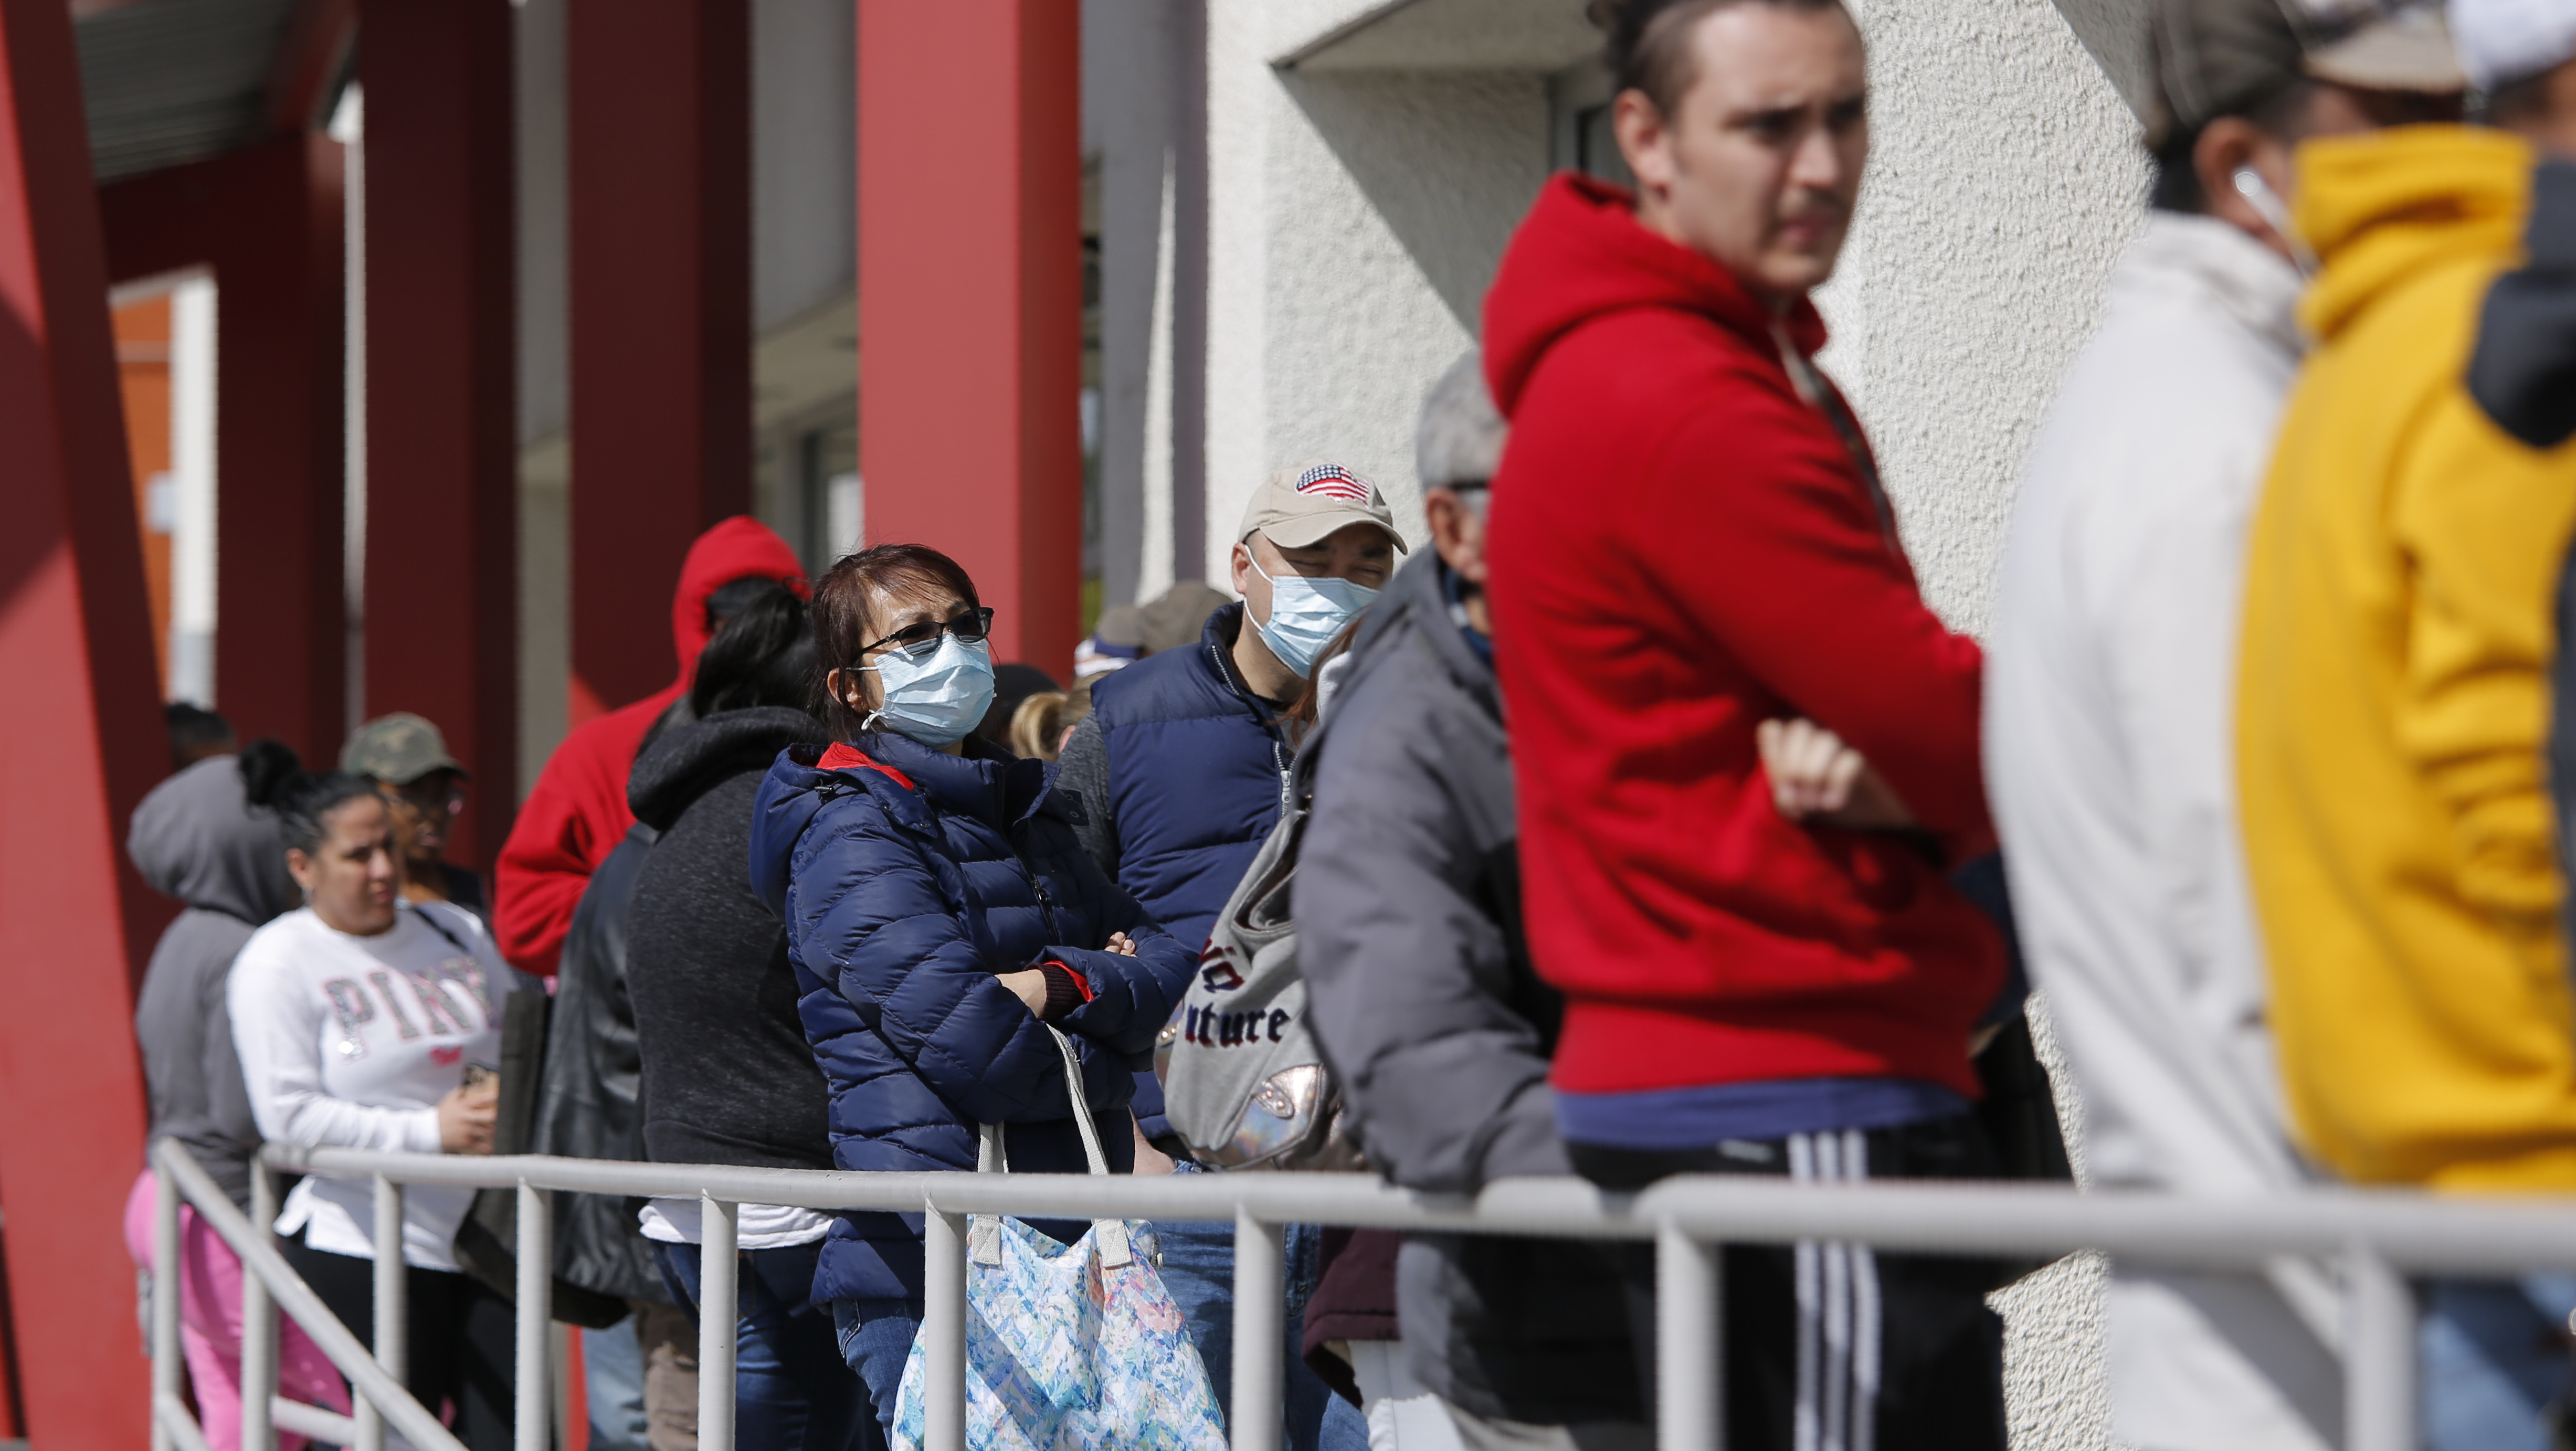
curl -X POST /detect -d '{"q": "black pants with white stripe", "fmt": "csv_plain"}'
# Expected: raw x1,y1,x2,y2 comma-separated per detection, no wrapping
1569,1115,2009,1451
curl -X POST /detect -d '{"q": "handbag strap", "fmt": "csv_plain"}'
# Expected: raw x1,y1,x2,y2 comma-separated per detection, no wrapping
978,1027,1111,1177
968,1026,1132,1267
1771,320,1901,559
412,903,474,960
1048,1026,1113,1177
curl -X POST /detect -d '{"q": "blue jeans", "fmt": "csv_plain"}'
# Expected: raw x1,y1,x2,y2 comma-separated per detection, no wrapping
582,1312,650,1451
1157,1174,1368,1451
661,1241,877,1451
831,1297,923,1447
2421,1275,2576,1451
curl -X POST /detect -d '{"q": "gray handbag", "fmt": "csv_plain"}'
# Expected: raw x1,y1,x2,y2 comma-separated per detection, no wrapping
1153,806,1361,1171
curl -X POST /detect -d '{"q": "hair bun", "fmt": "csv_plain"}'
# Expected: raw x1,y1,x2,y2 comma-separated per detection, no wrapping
236,738,304,809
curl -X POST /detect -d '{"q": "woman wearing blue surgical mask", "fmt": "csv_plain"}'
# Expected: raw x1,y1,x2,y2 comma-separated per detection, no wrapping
744,544,1200,1444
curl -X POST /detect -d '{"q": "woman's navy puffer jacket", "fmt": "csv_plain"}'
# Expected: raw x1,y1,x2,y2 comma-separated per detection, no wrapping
748,732,1197,1303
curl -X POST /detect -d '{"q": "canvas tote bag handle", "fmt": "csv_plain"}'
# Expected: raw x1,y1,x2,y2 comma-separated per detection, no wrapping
969,1026,1131,1264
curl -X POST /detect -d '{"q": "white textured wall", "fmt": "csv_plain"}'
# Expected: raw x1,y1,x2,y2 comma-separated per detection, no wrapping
1816,0,2148,637
1205,1,1551,574
1202,0,2148,1443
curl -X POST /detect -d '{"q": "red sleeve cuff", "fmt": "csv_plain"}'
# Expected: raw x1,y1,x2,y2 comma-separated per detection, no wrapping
1038,960,1094,1020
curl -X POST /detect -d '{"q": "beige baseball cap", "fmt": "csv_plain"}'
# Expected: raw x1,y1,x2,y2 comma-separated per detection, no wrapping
1236,462,1407,554
2146,0,2464,149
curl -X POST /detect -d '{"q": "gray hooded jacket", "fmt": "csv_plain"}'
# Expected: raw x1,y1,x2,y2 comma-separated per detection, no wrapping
1297,552,1640,1425
129,755,300,1208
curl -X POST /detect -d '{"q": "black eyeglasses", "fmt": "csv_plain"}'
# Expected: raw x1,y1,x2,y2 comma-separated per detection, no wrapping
859,607,995,663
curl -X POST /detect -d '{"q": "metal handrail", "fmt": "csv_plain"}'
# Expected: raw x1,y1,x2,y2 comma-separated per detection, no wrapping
149,1141,465,1451
139,1138,2576,1451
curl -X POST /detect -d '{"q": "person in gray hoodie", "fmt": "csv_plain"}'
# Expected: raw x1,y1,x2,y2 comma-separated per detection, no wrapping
1297,354,1642,1450
122,748,348,1451
131,751,302,1207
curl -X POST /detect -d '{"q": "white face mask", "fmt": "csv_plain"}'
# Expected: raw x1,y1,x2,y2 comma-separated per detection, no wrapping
2232,167,2319,278
857,635,997,746
1247,553,1379,679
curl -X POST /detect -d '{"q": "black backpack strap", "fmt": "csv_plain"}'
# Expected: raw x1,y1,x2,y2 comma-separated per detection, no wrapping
413,904,474,959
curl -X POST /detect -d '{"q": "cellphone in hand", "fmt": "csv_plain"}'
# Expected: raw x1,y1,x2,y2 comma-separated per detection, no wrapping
462,1062,500,1094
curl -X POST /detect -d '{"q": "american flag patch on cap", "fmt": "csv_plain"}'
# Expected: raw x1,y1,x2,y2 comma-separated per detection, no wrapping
1295,464,1370,502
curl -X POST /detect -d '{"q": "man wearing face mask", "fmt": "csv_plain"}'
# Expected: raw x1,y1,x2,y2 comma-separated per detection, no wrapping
1054,464,1398,1451
1983,4,2462,1448
2232,0,2576,1443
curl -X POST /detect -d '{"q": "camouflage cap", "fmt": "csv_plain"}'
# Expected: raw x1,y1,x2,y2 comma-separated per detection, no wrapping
339,713,468,785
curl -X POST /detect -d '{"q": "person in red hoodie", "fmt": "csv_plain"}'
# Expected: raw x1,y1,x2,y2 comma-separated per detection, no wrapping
494,517,809,980
1482,0,2008,1444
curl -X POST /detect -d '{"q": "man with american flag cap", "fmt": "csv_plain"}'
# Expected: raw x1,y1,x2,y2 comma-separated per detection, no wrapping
1053,461,1403,1451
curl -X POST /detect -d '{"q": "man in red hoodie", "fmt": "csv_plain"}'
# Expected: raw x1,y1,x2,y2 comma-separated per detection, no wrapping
1482,0,2007,1444
494,517,808,979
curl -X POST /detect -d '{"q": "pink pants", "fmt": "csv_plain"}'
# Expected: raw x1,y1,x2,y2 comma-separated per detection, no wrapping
124,1168,351,1451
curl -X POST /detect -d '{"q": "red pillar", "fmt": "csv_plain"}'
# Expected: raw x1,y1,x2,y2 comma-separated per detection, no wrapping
100,134,349,766
859,0,1082,677
566,0,751,723
362,0,519,866
0,0,170,1444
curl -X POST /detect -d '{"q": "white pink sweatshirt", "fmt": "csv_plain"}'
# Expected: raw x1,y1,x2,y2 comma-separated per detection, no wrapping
229,901,519,1270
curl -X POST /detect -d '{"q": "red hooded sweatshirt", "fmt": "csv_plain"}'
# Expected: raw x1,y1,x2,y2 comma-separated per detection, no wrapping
1482,175,2000,1103
492,516,808,978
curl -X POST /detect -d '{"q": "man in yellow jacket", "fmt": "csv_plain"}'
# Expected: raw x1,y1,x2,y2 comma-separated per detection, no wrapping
2237,2,2576,1442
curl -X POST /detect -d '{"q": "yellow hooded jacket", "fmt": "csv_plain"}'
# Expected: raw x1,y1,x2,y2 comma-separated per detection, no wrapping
2235,126,2576,1190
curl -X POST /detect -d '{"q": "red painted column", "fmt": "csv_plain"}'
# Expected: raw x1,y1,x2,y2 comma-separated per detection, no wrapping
859,0,1083,677
0,0,171,1444
362,0,519,866
566,0,751,723
100,134,349,766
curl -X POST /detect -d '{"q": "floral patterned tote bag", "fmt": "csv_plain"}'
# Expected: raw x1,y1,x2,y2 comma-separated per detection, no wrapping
891,1028,1228,1451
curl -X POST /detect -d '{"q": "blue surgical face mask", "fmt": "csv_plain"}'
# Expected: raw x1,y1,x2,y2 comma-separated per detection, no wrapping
1248,553,1379,679
859,635,997,746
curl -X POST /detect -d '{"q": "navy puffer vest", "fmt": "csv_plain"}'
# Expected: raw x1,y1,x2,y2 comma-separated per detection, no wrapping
1090,602,1294,957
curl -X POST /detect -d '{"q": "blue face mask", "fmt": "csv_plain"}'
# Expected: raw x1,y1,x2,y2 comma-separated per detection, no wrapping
1248,554,1379,679
860,635,997,746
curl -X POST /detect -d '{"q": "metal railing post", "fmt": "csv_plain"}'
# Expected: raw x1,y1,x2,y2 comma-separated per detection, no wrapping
516,1181,551,1451
698,1195,740,1451
165,1143,466,1451
240,1161,280,1451
151,1151,183,1451
1657,1224,1724,1451
359,1173,406,1451
924,1206,969,1451
2345,1245,2415,1451
1230,1212,1285,1451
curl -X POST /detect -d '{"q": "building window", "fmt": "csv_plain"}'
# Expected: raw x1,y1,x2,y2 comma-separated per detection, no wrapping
1550,58,1635,190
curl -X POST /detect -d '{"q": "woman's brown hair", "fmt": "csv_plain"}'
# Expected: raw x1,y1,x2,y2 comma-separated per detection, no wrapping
810,544,983,739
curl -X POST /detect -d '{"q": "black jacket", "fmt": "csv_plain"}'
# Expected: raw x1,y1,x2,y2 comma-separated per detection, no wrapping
531,821,664,1305
1297,552,1641,1426
626,708,838,1173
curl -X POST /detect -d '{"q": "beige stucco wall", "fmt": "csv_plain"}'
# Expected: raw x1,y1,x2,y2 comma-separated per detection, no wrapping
1203,1,1554,575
